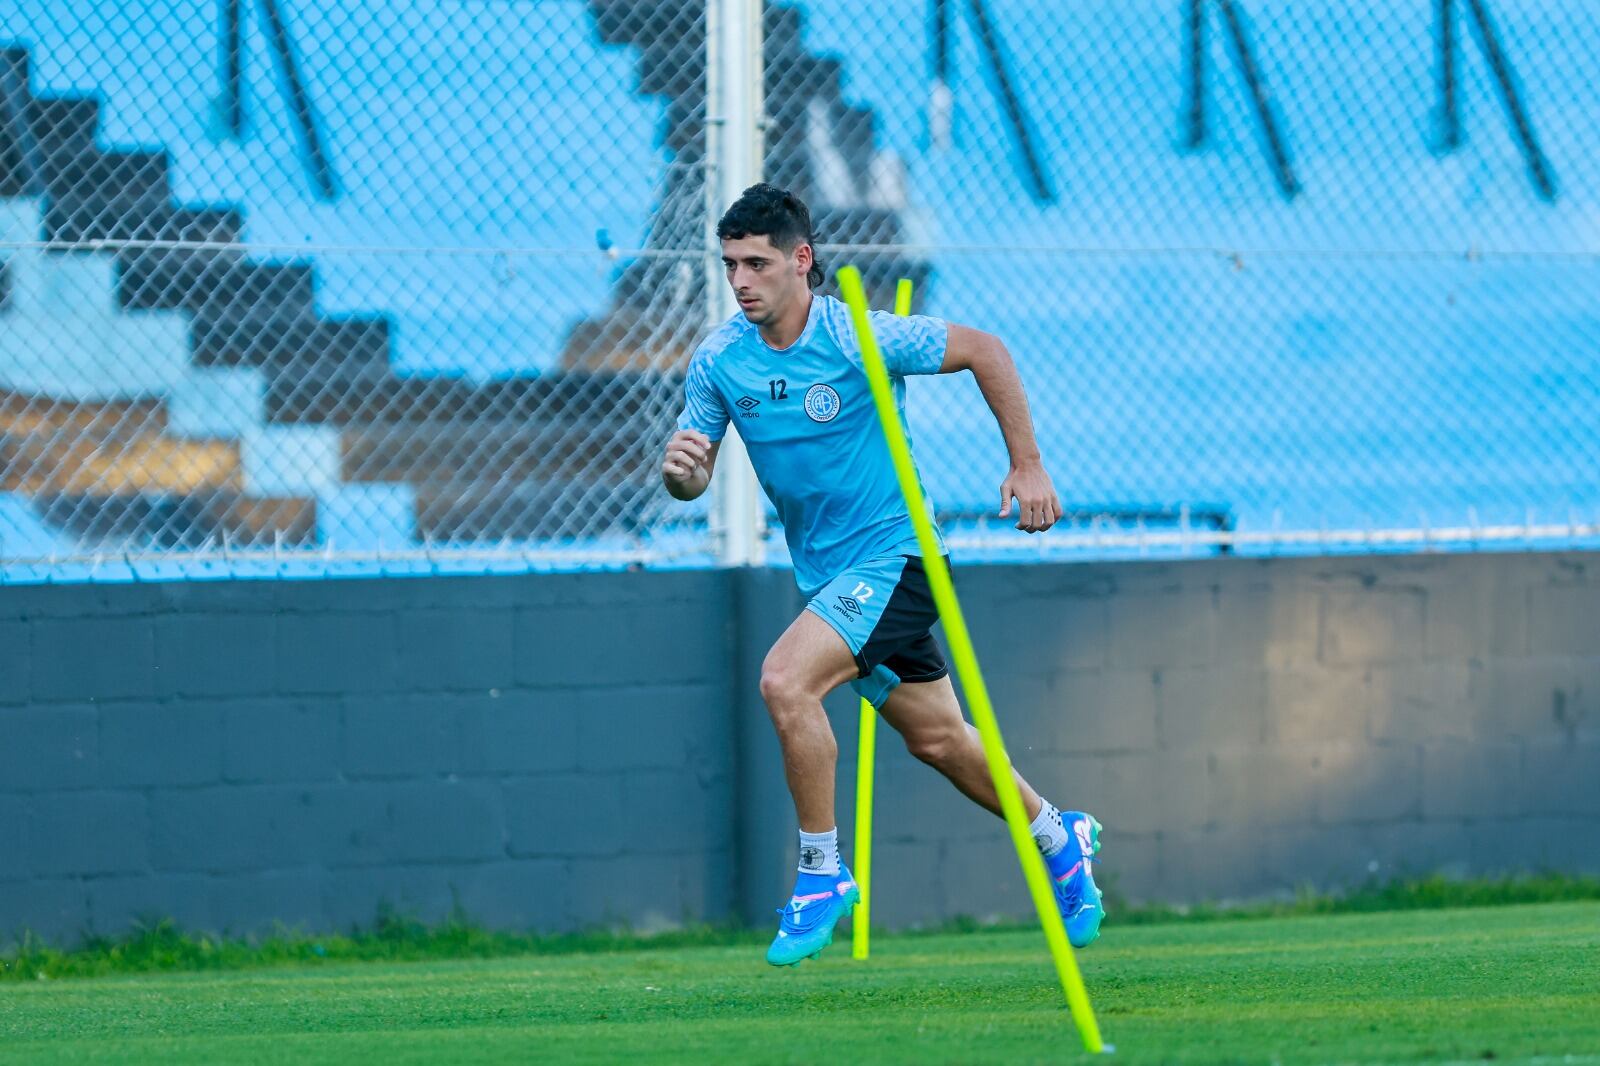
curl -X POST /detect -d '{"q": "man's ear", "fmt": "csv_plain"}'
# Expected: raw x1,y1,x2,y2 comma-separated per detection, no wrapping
794,241,813,275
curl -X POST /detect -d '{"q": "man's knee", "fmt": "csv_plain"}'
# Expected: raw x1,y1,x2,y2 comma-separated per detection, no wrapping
759,657,816,713
904,724,963,768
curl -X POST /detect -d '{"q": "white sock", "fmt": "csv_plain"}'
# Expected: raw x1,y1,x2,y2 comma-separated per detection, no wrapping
1029,801,1069,858
797,827,841,877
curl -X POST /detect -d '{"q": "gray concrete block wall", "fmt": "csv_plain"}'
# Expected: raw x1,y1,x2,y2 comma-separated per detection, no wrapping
2,552,1597,946
0,571,737,946
801,552,1599,926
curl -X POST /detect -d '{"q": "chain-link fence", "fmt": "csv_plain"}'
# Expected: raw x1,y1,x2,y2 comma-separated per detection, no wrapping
0,0,719,581
2,0,1598,582
785,0,1600,561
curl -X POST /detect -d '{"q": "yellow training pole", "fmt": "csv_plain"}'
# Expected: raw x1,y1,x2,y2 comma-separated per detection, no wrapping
836,265,1108,1054
894,276,914,317
851,276,916,964
851,693,875,960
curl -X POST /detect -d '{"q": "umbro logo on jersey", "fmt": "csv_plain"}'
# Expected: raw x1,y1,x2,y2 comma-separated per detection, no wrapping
736,395,760,418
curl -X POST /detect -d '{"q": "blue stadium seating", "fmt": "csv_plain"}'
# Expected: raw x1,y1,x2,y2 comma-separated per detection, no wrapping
792,0,1600,532
2,0,1596,571
9,0,661,376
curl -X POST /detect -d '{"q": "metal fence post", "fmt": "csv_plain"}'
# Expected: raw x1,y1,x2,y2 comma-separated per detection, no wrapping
706,0,767,568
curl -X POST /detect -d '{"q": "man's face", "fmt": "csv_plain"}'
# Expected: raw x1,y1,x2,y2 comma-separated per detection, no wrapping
721,234,811,326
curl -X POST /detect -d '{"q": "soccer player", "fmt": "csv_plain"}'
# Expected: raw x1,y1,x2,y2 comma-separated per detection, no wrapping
662,183,1103,966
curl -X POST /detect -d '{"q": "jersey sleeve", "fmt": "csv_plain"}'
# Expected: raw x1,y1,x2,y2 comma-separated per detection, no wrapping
676,349,730,442
866,309,949,376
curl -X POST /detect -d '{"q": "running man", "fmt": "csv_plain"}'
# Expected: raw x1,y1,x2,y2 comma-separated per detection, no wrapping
662,183,1103,966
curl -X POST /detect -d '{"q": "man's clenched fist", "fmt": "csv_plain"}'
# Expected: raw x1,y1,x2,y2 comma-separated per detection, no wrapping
662,429,716,500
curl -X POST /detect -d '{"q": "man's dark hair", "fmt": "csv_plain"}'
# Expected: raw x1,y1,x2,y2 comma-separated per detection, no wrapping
716,183,823,288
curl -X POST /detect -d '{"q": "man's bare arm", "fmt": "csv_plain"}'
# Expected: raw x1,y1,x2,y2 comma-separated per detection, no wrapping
939,324,1063,532
662,430,720,501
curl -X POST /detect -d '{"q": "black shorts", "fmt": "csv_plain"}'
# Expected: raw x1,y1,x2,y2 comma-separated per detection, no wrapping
805,553,950,707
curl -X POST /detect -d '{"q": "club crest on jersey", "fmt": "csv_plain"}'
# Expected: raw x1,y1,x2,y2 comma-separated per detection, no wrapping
803,383,841,423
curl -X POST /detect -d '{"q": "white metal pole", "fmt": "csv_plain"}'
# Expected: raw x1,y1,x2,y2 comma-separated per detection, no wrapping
706,0,766,567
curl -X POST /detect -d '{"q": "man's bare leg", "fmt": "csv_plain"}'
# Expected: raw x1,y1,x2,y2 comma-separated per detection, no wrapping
760,611,867,965
876,674,1043,820
758,609,861,832
877,673,1106,947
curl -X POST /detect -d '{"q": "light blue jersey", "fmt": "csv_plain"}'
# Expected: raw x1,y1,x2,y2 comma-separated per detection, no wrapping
676,293,949,596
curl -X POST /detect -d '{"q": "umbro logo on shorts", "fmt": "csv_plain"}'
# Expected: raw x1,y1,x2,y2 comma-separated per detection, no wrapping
835,595,863,617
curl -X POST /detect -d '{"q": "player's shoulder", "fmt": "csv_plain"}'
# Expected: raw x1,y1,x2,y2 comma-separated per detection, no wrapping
691,311,753,369
812,293,860,354
813,293,909,369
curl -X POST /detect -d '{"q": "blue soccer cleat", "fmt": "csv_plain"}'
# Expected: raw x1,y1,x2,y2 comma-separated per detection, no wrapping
1051,811,1105,949
766,867,861,967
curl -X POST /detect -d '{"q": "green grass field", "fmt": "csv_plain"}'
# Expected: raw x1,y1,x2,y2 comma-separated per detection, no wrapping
2,901,1597,1065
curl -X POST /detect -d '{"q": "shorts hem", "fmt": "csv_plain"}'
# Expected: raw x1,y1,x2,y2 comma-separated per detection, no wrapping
803,601,870,677
895,664,948,686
